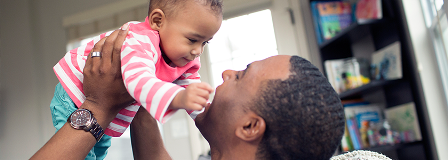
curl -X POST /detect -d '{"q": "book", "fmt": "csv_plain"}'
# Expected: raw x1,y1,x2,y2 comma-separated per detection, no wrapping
371,41,402,80
346,117,362,150
324,57,370,93
344,103,382,130
384,102,422,142
355,0,383,23
341,123,354,151
311,1,353,42
325,58,346,93
344,102,383,149
316,1,353,40
311,2,324,44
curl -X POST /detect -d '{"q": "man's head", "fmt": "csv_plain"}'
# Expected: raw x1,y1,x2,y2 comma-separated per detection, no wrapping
148,0,223,67
195,55,345,160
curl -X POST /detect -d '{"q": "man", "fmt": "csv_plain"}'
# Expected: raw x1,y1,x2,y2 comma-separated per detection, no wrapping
132,55,345,159
33,25,345,160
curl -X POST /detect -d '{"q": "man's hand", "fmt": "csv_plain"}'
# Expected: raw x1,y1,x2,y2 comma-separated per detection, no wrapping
169,82,214,111
30,23,134,160
82,24,135,124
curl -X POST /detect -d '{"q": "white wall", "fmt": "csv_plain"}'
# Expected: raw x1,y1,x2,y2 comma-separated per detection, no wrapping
0,0,121,159
0,1,41,159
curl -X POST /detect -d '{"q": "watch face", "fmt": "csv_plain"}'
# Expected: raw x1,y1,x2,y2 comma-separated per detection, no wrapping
71,109,92,128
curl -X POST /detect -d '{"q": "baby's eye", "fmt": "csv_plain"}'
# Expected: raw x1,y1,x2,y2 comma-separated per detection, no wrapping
235,72,239,80
202,41,209,46
188,38,197,43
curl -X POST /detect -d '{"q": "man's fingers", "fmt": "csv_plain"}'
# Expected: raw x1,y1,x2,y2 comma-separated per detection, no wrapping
86,37,107,72
112,23,129,64
101,30,120,67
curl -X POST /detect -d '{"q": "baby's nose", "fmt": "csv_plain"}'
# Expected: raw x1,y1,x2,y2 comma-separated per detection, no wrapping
191,46,203,56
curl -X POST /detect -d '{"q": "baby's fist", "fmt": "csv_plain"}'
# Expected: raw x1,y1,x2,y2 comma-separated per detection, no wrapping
170,82,214,111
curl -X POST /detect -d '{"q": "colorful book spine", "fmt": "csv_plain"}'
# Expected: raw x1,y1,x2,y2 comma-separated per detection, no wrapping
346,118,362,150
341,123,354,151
311,2,323,44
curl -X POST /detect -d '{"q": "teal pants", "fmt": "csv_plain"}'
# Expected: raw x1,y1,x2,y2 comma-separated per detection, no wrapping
50,83,112,160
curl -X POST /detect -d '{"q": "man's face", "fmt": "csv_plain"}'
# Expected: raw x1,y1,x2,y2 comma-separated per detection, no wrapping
195,55,291,142
158,1,222,67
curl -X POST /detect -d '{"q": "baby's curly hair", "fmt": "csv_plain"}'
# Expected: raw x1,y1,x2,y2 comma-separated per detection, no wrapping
252,56,345,160
148,0,223,17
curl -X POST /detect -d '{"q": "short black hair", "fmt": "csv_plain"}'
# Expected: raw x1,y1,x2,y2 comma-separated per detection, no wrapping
148,0,223,18
252,56,345,160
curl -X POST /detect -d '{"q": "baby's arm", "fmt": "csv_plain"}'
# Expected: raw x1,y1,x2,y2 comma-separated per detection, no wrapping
120,30,186,123
171,65,213,119
168,82,213,111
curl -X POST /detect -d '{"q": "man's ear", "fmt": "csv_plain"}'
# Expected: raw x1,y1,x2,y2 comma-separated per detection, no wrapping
149,9,165,30
235,112,266,142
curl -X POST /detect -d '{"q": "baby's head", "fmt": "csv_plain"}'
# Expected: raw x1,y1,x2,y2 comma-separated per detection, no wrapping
148,0,223,67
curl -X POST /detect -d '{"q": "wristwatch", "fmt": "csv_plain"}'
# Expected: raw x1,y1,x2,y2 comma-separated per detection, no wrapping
68,108,104,142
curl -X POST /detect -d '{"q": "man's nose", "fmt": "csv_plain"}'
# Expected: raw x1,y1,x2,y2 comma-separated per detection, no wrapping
222,70,236,81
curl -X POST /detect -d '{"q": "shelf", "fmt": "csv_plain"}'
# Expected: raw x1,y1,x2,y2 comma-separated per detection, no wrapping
318,19,387,49
350,141,422,153
339,79,402,99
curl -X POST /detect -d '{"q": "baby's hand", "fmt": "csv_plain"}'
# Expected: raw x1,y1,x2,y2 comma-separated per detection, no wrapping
169,83,214,111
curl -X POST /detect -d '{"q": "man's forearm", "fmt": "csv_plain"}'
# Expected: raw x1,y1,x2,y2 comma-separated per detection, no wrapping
131,107,172,160
30,123,97,160
31,100,115,160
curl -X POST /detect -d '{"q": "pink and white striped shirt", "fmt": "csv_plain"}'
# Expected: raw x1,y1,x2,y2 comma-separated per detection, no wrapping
54,17,203,137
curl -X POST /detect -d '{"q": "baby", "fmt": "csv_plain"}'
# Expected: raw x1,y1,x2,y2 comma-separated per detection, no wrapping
50,0,222,159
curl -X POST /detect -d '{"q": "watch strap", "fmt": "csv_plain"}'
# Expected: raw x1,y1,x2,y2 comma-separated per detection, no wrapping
88,117,104,142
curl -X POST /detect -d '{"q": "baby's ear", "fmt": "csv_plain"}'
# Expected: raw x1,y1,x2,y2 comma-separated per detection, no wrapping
149,9,165,30
235,112,266,142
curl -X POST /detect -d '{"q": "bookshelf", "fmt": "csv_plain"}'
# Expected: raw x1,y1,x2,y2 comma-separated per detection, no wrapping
339,79,402,99
302,0,436,159
318,19,387,49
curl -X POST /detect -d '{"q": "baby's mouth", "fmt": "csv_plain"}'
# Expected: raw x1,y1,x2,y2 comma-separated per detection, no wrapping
183,57,193,62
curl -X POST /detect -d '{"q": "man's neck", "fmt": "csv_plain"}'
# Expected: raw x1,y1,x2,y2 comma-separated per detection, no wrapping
209,142,259,160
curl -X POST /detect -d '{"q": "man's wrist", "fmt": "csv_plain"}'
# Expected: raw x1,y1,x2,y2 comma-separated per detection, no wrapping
80,100,118,129
67,108,105,141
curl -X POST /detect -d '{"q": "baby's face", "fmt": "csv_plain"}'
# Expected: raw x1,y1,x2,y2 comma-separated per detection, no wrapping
158,1,222,67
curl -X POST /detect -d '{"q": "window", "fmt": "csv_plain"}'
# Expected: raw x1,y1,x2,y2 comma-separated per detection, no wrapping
207,9,278,88
421,0,448,106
